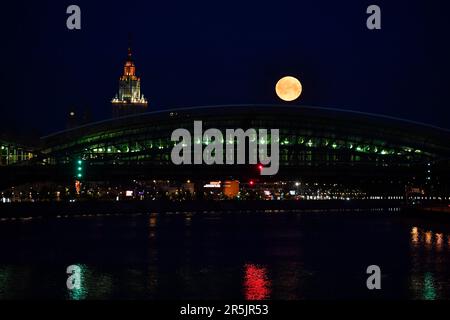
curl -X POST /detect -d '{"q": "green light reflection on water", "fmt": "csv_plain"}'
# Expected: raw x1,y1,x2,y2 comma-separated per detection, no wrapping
423,272,436,300
67,264,88,300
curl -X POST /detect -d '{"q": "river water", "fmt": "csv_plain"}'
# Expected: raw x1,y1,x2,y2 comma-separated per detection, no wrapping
0,210,449,300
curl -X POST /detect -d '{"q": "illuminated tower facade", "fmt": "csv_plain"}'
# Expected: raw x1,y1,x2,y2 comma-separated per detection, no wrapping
111,45,148,118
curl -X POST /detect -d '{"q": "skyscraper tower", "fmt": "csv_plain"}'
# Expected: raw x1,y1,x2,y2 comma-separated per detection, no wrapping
111,40,148,118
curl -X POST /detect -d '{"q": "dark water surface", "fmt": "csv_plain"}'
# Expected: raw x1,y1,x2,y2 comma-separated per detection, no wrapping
0,210,449,300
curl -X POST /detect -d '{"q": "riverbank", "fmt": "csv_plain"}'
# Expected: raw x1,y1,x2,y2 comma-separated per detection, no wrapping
1,199,449,221
0,199,404,218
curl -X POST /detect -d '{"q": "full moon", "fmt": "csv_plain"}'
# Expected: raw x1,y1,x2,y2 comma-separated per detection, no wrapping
275,76,302,102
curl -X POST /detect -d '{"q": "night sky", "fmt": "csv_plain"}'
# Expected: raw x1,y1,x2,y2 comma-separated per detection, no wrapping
1,0,450,135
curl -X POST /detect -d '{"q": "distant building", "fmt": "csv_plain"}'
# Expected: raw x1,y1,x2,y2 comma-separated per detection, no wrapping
0,138,34,166
111,43,148,118
224,180,240,199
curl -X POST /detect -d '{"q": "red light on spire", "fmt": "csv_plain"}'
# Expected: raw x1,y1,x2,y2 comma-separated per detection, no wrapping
249,180,254,186
258,164,263,171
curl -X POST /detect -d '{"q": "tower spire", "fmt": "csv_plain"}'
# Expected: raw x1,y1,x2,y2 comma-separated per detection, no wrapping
127,33,133,59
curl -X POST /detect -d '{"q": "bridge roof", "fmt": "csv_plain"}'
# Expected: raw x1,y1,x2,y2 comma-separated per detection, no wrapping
40,104,450,158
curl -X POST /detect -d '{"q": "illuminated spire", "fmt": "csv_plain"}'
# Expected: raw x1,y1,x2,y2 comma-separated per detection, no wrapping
123,33,135,76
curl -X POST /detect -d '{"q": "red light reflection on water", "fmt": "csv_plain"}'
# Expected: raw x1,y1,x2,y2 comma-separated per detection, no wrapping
243,264,271,300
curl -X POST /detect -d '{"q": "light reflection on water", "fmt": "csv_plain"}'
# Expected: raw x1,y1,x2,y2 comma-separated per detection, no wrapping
409,226,450,300
423,272,436,300
243,264,271,300
0,211,449,299
67,264,88,300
